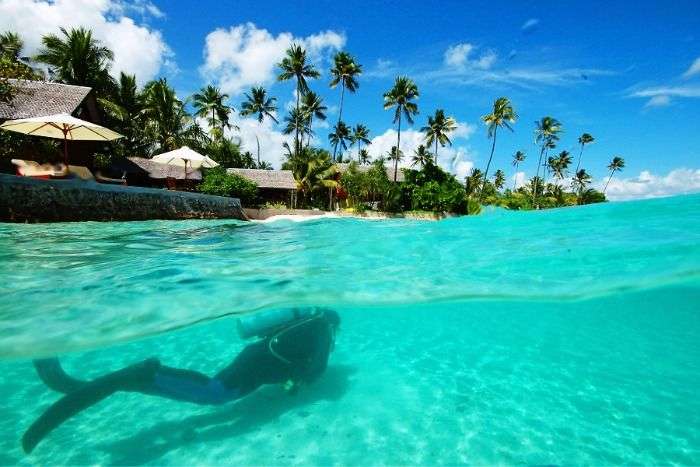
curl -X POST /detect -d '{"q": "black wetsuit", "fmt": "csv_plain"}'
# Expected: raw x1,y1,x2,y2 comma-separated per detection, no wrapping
23,314,336,453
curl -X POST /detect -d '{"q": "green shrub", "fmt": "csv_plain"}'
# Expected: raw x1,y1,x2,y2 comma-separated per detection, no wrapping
199,167,258,204
402,162,470,214
262,201,287,209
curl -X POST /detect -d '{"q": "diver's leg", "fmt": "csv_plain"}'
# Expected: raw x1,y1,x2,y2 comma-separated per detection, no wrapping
23,360,244,453
33,358,87,393
22,358,160,454
148,365,243,405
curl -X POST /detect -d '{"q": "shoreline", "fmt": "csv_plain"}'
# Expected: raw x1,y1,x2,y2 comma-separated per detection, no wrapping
244,207,456,222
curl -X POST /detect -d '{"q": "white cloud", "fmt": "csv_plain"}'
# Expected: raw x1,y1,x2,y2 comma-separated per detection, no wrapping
512,171,527,189
645,95,671,107
630,85,700,98
444,43,475,68
365,58,398,79
0,0,171,84
230,114,291,169
201,23,345,95
429,42,612,89
601,168,700,201
521,18,540,33
682,57,700,78
366,120,477,177
444,43,497,70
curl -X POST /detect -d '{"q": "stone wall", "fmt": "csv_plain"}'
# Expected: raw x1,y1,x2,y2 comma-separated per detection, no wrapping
0,174,247,222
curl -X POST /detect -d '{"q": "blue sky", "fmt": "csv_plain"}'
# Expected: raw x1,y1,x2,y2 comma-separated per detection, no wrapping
1,0,699,199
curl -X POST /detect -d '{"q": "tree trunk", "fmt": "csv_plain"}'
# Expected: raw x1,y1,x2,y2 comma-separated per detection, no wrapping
295,84,301,155
255,134,260,165
338,82,346,124
357,141,361,162
513,163,518,190
307,116,313,148
394,111,402,182
532,145,546,206
576,143,584,173
604,170,614,194
479,127,497,201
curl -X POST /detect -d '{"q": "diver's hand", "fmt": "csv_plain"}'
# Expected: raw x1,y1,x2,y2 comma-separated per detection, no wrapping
283,379,303,395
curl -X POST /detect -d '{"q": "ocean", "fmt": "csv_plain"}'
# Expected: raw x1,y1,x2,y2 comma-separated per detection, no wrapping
0,194,698,465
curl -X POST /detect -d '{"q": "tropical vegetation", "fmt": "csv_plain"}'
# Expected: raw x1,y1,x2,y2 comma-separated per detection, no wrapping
0,26,623,214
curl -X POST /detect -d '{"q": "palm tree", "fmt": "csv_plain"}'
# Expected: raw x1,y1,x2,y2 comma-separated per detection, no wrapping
358,148,371,165
528,176,544,198
350,124,371,162
328,121,351,160
387,146,404,168
240,86,278,165
300,91,327,147
493,169,506,190
0,31,23,60
422,109,457,164
192,85,232,140
411,145,433,168
383,76,419,181
277,44,320,153
465,168,483,197
511,150,526,189
283,108,312,148
546,150,572,185
533,116,562,204
35,27,114,94
572,169,592,195
140,78,192,152
98,72,147,156
576,132,595,172
480,97,517,200
604,156,625,194
329,51,361,123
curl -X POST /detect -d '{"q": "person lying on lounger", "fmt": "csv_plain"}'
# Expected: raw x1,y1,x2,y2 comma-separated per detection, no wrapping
22,308,340,453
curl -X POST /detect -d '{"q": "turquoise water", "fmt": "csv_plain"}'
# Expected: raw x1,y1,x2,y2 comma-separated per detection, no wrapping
0,194,699,464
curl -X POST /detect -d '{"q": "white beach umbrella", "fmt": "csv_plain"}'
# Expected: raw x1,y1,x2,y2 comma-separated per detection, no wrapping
0,113,123,164
151,146,219,177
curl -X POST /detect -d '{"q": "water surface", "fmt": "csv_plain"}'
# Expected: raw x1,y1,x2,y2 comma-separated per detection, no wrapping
0,194,698,464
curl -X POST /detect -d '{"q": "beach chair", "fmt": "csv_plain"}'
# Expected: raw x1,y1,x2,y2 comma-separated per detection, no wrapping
11,159,69,179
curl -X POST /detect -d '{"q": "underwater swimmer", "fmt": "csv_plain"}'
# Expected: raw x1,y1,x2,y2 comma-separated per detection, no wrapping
22,308,340,453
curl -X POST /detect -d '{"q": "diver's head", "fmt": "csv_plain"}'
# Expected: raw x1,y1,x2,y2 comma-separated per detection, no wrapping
323,309,340,330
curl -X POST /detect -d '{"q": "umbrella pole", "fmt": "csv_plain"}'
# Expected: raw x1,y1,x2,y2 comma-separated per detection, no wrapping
63,134,68,166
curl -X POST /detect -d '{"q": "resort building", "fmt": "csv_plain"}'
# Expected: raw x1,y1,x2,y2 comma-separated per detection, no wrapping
0,79,101,166
107,157,203,190
227,168,297,206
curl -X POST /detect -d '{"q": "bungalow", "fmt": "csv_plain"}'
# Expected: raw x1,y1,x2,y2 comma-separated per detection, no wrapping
0,79,101,168
108,157,202,190
227,168,297,207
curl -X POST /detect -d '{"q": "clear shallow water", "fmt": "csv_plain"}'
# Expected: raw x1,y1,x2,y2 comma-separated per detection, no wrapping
0,194,699,464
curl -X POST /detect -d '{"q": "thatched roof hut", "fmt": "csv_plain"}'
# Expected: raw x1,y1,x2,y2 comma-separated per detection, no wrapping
227,168,297,206
227,168,296,189
125,157,202,181
0,79,95,121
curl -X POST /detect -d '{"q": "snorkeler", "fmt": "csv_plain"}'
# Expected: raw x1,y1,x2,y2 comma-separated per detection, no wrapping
22,308,340,454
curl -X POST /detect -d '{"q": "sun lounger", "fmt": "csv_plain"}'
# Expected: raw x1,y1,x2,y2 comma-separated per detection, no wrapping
11,159,69,179
95,171,127,186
